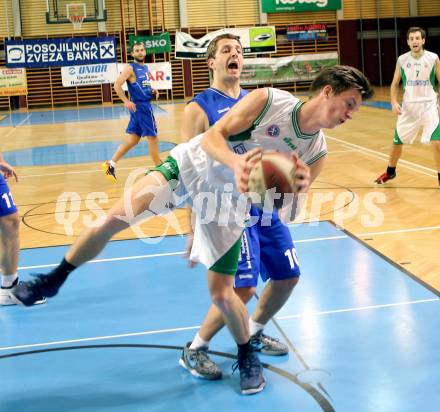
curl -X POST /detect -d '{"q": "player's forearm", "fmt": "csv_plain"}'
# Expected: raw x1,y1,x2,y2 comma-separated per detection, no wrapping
201,128,237,170
114,83,130,104
186,205,194,234
390,82,400,105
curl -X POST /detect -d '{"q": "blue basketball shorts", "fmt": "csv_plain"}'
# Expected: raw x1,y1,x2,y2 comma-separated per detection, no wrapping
234,207,300,288
0,175,17,217
126,102,158,138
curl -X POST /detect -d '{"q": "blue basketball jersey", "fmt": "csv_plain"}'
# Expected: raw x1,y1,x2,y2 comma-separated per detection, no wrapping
127,63,153,103
191,87,249,126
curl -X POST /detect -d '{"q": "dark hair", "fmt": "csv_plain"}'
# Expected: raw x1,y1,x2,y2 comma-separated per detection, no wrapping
206,34,242,75
407,27,426,39
309,65,374,100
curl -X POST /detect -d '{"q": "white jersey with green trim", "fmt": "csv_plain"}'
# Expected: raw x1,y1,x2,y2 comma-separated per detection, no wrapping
170,88,327,268
398,50,438,103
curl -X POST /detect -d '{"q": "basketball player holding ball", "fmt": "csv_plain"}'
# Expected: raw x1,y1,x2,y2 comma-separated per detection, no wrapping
179,34,322,385
12,64,373,395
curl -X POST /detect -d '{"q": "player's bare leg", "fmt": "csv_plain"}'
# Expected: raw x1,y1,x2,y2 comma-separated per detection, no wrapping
103,134,141,181
251,277,298,325
11,172,170,305
198,286,256,341
432,140,440,186
112,134,141,163
146,136,162,166
388,143,403,167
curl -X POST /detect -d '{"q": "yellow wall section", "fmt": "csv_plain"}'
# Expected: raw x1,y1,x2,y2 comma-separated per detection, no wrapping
186,0,259,27
342,0,409,19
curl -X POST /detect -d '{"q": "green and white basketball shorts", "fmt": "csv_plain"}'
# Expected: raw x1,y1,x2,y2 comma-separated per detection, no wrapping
150,154,244,275
394,100,440,145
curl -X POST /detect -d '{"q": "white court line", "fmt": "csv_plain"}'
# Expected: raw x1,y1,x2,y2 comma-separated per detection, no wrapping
18,165,147,179
295,235,347,243
18,223,440,271
326,135,437,177
18,251,186,270
276,297,439,321
18,225,440,271
2,114,32,139
327,149,357,154
13,133,433,179
0,325,200,352
357,225,440,237
18,161,178,179
1,297,437,353
17,235,348,271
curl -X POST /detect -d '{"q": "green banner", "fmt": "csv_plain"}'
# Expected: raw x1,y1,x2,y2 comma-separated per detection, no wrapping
240,53,338,85
129,33,171,54
261,0,341,13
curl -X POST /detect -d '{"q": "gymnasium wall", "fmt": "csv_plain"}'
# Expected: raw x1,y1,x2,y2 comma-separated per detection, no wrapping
0,0,439,110
338,0,440,85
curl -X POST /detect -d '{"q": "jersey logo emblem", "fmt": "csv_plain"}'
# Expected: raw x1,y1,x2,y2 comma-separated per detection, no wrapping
267,124,280,137
233,143,247,154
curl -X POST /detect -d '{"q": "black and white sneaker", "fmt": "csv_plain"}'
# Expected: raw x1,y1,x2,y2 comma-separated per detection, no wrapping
11,273,64,306
179,342,222,380
250,330,289,356
1,278,46,306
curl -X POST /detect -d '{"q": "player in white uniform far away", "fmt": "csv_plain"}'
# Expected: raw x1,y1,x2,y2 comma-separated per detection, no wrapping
374,27,440,186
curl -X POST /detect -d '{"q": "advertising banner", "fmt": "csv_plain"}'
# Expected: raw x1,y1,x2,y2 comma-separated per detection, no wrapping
61,62,172,89
240,52,338,85
128,33,172,54
261,0,341,13
0,67,27,96
61,63,118,87
287,24,328,41
6,37,117,68
175,27,276,59
117,62,173,90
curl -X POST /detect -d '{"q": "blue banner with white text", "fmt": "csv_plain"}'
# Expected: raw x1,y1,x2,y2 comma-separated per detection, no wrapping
5,37,117,68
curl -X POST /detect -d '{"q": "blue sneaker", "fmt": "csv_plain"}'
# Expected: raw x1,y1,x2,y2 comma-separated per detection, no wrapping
11,273,65,306
233,351,266,395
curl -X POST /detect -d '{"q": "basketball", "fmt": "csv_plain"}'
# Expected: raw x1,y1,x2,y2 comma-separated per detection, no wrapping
248,151,298,209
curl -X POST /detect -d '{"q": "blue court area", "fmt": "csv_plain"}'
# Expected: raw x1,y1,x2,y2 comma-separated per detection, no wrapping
0,221,439,411
0,104,167,127
362,100,392,110
3,141,176,167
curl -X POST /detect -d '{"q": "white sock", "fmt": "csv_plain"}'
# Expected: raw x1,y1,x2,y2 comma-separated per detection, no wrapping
1,273,18,288
189,333,210,350
109,160,116,168
249,318,265,336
